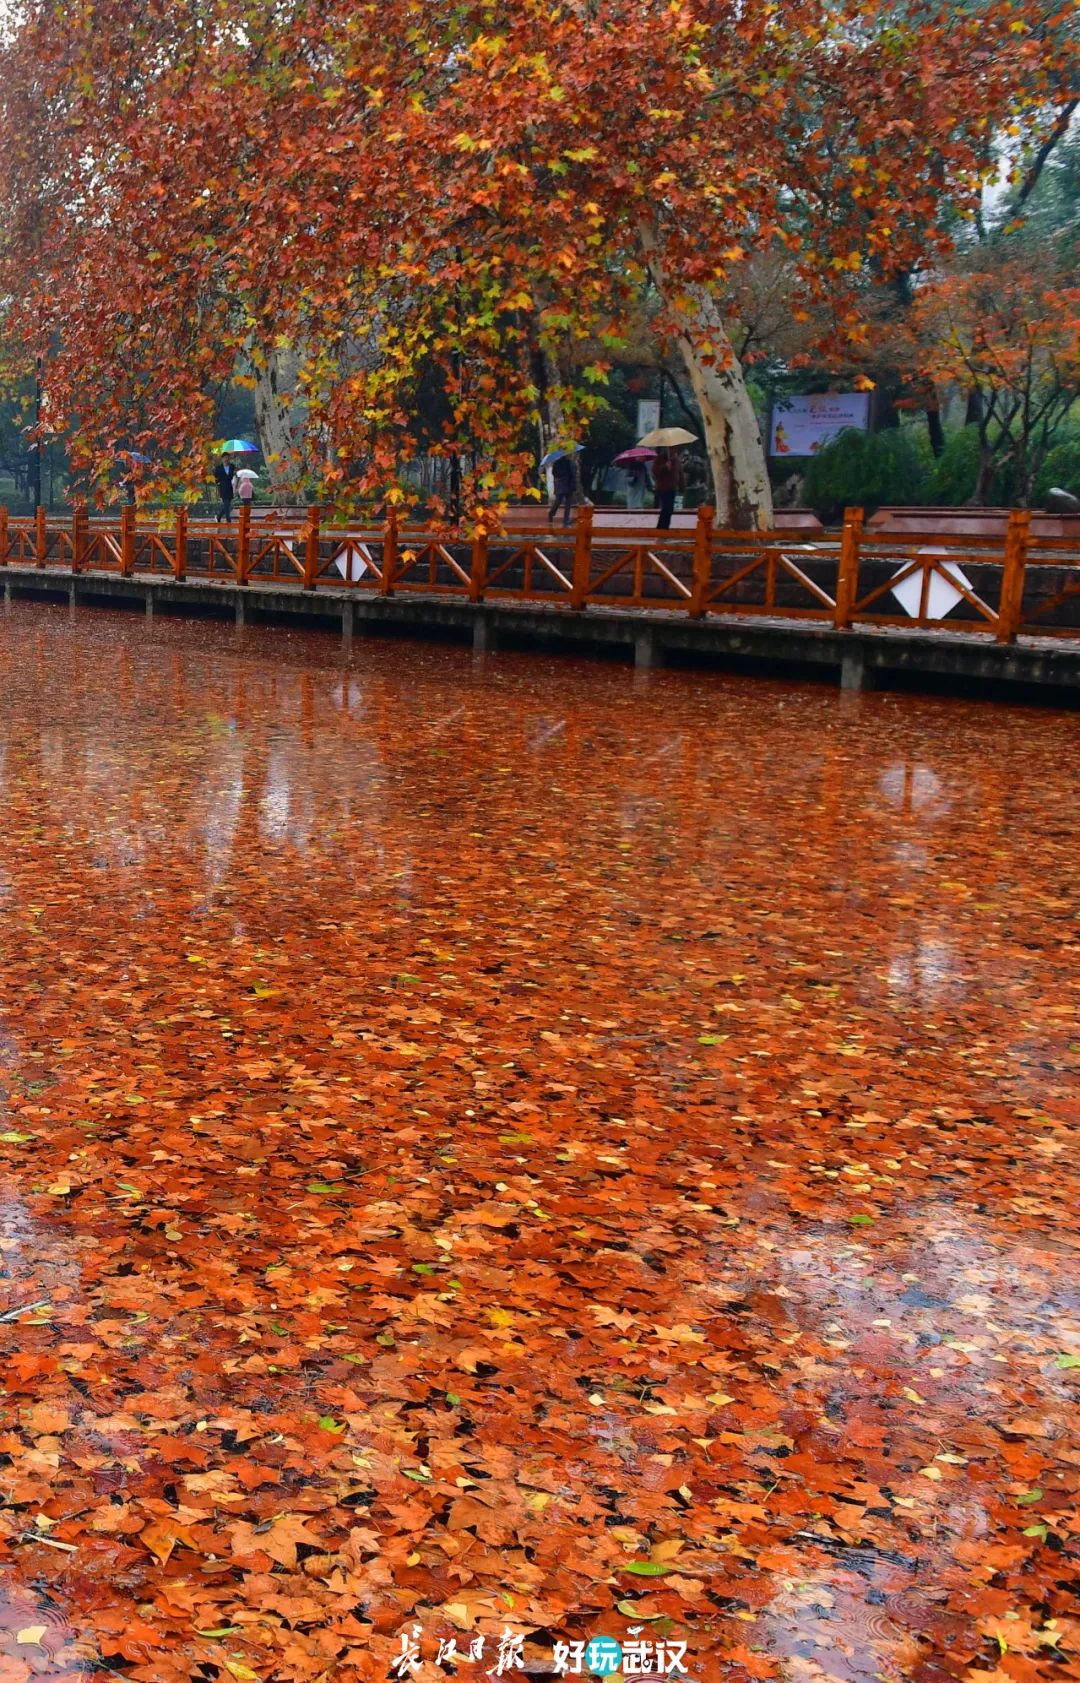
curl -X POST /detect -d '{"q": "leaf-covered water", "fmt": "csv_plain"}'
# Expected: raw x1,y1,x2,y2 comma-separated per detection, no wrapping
0,605,1076,1682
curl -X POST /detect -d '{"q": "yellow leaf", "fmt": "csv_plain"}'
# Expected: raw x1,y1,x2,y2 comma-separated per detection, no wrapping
224,1664,261,1682
919,1465,943,1480
16,1628,48,1647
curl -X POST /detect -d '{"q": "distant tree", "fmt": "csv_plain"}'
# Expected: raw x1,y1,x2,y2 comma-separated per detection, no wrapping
908,251,1080,505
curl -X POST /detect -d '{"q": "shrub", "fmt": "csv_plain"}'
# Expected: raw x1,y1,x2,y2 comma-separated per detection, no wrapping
927,425,981,504
1034,428,1080,505
802,427,930,522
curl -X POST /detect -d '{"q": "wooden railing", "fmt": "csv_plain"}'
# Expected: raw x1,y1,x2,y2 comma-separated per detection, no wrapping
1,502,1078,644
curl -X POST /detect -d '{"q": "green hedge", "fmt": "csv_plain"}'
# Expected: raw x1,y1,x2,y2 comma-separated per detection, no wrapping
925,427,1019,506
802,428,931,523
1034,429,1080,505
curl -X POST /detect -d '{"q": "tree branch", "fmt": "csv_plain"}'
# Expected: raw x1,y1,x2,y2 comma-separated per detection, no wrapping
1014,100,1078,212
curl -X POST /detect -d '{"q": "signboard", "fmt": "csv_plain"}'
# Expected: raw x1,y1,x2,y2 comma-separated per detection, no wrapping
769,393,870,457
890,551,971,621
636,399,661,439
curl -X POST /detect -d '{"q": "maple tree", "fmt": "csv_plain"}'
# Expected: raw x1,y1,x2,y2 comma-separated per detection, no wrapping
907,250,1080,504
0,1,1074,522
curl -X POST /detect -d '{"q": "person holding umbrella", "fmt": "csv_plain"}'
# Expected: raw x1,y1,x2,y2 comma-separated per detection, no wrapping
236,468,257,512
636,426,697,530
213,439,258,523
542,446,581,528
613,446,657,512
214,456,236,523
651,448,682,529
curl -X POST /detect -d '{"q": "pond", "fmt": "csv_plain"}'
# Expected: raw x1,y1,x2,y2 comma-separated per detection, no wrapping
0,603,1075,1682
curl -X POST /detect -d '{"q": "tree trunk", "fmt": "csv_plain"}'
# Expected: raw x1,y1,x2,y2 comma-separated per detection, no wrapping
872,381,901,432
926,399,945,459
973,447,996,506
540,343,581,504
964,386,984,428
640,232,773,529
254,344,304,504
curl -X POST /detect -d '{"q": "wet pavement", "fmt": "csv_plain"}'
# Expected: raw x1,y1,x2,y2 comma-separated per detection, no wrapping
0,603,1076,1683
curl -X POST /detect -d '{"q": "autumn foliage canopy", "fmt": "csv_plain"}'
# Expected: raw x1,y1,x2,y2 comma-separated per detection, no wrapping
0,0,1073,519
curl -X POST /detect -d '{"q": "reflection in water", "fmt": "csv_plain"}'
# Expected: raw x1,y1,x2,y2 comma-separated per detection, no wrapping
878,761,948,818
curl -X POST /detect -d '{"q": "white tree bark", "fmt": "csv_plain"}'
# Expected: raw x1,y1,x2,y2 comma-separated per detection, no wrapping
640,232,774,530
253,344,305,504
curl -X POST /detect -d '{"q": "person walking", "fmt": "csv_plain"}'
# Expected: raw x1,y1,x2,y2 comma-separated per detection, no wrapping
652,448,683,530
214,458,235,523
548,452,576,528
624,460,649,512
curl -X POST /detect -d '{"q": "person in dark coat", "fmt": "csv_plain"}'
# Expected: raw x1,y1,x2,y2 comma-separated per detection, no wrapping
652,448,683,530
214,458,235,523
548,453,576,528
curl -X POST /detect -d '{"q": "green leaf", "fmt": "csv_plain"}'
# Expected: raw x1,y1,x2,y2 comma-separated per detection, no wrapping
306,1181,343,1195
616,1601,665,1620
411,1263,435,1276
0,1131,32,1143
197,1627,242,1638
848,1213,873,1225
446,1392,462,1407
375,1331,395,1347
318,1415,346,1434
1055,1353,1080,1370
403,1467,431,1481
623,1561,673,1576
270,1321,288,1336
1023,1523,1049,1541
698,1034,723,1046
342,1353,367,1366
1017,1489,1043,1505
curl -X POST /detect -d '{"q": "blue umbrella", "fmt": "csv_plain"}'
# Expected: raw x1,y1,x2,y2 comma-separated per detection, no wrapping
540,445,584,468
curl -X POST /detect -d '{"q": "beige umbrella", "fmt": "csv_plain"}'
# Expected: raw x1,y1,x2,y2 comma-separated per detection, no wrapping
637,425,698,448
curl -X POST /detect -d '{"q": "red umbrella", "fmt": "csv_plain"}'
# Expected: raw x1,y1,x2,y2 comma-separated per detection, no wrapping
613,446,657,464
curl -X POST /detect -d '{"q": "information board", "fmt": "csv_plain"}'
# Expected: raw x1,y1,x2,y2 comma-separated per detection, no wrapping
769,393,871,457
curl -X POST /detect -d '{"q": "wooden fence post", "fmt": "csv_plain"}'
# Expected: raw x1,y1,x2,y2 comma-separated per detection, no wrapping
35,505,46,569
72,503,87,573
469,526,488,604
120,504,136,577
689,504,715,619
834,506,864,630
174,509,187,581
237,502,251,585
0,506,8,568
997,507,1030,645
570,504,594,609
303,506,321,590
382,508,398,596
